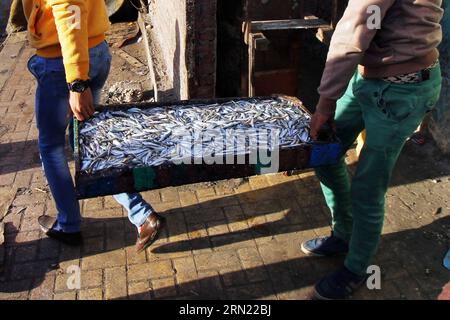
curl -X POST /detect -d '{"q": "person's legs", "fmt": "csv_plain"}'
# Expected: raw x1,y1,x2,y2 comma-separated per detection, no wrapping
28,55,81,233
313,65,442,300
345,65,442,275
87,41,155,229
314,72,365,241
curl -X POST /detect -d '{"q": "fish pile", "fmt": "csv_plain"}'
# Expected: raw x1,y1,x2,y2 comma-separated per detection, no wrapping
78,98,311,173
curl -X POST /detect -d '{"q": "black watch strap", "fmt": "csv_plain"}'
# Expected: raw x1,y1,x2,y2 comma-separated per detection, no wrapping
68,79,90,93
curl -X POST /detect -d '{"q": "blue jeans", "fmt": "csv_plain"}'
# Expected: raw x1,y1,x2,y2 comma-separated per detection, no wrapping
28,41,154,233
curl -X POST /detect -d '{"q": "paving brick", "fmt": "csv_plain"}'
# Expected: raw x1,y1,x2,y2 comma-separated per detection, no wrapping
194,251,241,272
19,215,40,233
233,181,252,194
176,273,199,296
83,208,124,219
214,183,236,196
276,286,314,300
25,203,46,218
190,238,213,255
148,260,175,279
55,273,71,293
14,244,38,263
219,267,247,287
393,277,427,300
0,279,31,300
13,192,46,207
206,221,229,236
150,243,193,262
83,198,104,211
196,270,224,299
277,198,311,225
78,287,103,300
30,275,55,300
105,267,127,300
248,175,270,190
0,89,15,102
54,291,77,300
257,242,288,265
2,213,22,235
81,270,103,289
185,207,226,224
82,221,104,238
126,246,147,265
238,247,268,282
105,220,125,251
186,222,208,239
11,260,53,280
226,281,275,300
127,263,153,282
58,245,81,264
13,172,33,189
103,196,122,209
173,256,197,275
167,212,188,237
152,201,181,213
141,190,161,204
210,231,256,252
199,195,240,208
160,187,180,203
152,277,177,298
128,281,152,299
196,188,216,199
223,205,250,232
81,249,126,270
0,172,16,186
178,190,198,206
381,261,411,281
82,236,105,255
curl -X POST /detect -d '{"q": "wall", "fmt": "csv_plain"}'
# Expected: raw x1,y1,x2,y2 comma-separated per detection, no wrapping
188,0,217,98
146,0,217,100
148,0,189,100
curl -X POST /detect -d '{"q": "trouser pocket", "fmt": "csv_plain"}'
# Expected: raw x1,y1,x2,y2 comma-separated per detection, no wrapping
27,55,45,81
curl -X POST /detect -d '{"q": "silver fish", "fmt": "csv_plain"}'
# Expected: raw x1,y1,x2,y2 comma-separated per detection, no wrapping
79,98,311,173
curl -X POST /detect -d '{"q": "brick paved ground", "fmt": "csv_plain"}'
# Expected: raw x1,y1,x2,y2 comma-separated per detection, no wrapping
0,33,449,300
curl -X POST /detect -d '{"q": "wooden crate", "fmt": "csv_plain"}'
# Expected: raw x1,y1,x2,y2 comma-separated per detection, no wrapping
74,96,341,199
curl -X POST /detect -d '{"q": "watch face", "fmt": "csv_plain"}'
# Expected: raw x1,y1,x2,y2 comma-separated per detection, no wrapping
73,82,86,92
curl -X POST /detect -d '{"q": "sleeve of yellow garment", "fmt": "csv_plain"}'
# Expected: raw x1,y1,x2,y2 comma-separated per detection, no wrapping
48,0,89,83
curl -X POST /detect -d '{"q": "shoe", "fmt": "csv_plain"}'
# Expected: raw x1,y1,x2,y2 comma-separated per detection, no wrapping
136,213,165,253
38,215,82,246
314,266,367,300
301,233,349,256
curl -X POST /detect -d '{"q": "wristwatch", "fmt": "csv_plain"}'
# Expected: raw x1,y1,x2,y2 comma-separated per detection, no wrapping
68,79,90,93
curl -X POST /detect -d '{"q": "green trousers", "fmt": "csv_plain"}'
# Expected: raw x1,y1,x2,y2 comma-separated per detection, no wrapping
315,65,442,275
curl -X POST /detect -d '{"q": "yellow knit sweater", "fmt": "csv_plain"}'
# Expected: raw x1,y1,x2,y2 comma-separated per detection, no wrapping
23,0,110,82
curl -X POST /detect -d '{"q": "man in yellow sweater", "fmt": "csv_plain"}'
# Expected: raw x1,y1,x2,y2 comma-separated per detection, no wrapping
24,0,164,252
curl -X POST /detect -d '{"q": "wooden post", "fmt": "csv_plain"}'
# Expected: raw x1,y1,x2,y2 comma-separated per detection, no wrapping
137,8,158,102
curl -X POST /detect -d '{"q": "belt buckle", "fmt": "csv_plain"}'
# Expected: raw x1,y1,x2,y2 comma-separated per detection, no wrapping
421,69,430,81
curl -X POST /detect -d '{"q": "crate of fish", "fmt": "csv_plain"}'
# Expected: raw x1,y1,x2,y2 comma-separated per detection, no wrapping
74,96,341,199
